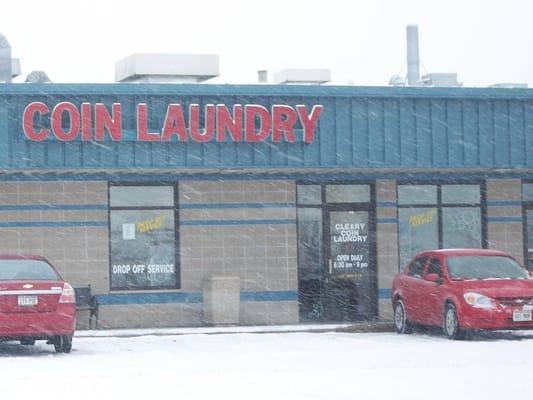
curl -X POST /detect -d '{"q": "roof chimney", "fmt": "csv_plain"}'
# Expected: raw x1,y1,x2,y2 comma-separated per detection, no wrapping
406,25,420,86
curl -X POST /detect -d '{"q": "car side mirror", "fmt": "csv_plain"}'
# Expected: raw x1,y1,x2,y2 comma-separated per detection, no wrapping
425,273,442,284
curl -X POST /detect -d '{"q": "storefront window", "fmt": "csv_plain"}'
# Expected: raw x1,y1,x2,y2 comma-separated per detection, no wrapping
326,184,370,203
398,185,437,205
526,210,533,271
442,207,482,248
398,184,482,268
523,184,533,271
522,183,533,202
110,186,174,207
297,208,323,280
441,185,480,205
297,185,322,205
109,185,177,290
398,208,439,268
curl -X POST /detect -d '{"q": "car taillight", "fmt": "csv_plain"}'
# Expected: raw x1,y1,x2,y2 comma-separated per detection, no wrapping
59,282,76,304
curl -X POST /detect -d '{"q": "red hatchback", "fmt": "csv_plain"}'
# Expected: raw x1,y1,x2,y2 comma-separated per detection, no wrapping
392,249,533,339
0,255,76,352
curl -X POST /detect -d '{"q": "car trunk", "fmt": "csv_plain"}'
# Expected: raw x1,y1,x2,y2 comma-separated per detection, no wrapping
0,281,64,313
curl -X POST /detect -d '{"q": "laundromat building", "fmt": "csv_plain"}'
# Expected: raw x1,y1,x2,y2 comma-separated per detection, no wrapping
1,83,533,328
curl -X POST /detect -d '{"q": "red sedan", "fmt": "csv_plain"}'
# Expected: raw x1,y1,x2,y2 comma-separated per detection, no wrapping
0,255,76,352
392,249,533,339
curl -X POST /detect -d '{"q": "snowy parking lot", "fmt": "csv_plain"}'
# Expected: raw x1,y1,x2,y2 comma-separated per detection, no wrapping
1,328,533,400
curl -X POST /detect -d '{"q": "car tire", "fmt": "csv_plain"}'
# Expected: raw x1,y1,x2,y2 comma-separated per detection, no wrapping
394,299,413,334
443,303,465,340
54,335,73,353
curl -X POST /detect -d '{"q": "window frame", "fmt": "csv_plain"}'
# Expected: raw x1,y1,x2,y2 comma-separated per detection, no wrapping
295,181,377,320
108,182,180,291
426,257,443,278
521,181,533,271
397,182,487,269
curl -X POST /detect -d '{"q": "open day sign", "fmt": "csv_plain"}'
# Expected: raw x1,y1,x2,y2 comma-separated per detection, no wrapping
22,102,323,143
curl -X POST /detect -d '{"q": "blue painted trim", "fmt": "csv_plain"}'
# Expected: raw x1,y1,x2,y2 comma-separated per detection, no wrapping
2,170,533,182
0,204,107,211
487,216,523,223
240,290,298,302
379,288,392,299
96,290,298,305
377,202,397,208
97,292,202,305
0,221,108,228
181,219,296,226
377,218,397,224
3,83,533,100
181,203,295,209
486,200,522,207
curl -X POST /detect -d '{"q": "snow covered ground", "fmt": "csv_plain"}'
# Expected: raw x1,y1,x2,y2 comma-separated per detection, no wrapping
1,328,533,400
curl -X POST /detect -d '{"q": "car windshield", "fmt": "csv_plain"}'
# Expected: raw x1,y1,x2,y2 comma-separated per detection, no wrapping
446,255,529,280
0,259,59,280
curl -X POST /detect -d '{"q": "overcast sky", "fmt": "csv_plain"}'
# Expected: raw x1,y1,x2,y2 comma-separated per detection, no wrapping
1,0,532,87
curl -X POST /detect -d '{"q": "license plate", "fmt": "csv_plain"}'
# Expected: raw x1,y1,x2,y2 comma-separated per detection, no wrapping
513,310,532,322
18,295,38,307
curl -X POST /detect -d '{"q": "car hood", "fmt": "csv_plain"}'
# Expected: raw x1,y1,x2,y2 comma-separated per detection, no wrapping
453,278,533,298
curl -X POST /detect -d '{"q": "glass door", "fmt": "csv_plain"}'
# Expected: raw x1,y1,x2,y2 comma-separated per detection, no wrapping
323,209,374,321
296,183,376,322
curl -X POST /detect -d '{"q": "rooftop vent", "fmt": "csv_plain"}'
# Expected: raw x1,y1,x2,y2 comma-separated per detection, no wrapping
419,73,462,87
488,83,528,89
25,70,52,83
273,68,331,85
115,53,219,83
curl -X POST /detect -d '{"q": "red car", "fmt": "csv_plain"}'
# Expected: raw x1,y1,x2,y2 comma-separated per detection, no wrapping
0,255,76,352
392,249,533,339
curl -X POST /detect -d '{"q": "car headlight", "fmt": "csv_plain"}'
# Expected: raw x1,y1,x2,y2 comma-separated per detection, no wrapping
463,292,494,309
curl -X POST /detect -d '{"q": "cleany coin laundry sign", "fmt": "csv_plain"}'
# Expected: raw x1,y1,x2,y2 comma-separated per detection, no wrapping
22,102,323,143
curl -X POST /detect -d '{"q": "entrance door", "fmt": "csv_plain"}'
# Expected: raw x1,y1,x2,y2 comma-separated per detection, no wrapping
296,183,376,322
323,208,375,321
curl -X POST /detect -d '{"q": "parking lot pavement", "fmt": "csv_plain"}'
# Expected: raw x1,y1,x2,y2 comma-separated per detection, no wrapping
1,330,533,400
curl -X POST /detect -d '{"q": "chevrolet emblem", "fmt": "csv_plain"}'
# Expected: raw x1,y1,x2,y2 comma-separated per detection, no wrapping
22,283,33,289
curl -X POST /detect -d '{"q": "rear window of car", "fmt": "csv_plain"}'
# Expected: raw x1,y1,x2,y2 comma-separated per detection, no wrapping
446,255,529,280
0,259,60,280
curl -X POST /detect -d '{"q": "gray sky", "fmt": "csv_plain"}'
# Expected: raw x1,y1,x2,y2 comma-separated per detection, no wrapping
2,0,532,86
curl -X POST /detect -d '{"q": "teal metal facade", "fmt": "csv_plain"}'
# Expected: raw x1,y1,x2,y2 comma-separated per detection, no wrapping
1,83,532,171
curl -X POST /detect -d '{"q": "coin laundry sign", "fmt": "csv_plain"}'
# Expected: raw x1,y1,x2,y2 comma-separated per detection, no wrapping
22,102,323,143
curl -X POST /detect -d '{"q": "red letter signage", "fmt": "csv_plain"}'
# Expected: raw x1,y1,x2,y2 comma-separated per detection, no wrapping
23,102,322,144
23,102,50,141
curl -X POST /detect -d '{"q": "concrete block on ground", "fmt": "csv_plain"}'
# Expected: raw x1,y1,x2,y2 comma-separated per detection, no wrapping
202,276,240,325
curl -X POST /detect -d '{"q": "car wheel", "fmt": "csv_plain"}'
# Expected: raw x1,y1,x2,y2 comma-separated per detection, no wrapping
20,338,36,346
53,335,73,353
394,299,413,334
443,303,465,340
